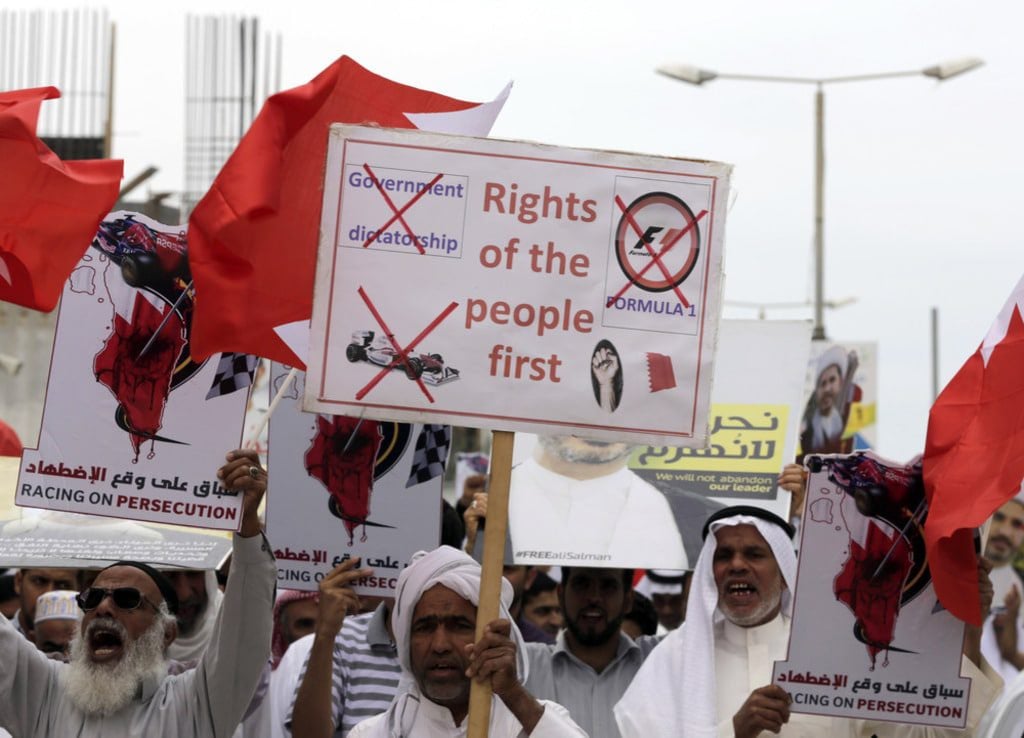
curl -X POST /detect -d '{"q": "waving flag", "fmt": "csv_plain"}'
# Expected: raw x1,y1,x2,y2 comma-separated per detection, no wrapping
923,273,1024,625
0,87,122,312
188,56,509,367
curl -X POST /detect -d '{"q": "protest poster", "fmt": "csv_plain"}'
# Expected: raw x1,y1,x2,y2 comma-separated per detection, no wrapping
264,364,444,595
0,456,230,569
629,319,813,563
15,212,253,530
773,452,971,728
305,125,731,447
507,320,812,569
797,341,878,461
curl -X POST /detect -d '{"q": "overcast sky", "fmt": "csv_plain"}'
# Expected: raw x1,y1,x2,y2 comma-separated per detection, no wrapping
22,0,1024,462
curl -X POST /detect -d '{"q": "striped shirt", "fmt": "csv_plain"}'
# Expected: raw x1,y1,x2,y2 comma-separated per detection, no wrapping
286,604,400,737
524,632,662,738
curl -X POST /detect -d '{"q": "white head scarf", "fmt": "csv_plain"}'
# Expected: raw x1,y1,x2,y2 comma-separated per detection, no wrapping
166,570,223,663
634,569,686,598
816,345,848,381
615,512,796,738
383,545,527,736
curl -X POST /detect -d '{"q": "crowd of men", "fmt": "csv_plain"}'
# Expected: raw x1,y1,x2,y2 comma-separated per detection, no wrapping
1,449,1023,737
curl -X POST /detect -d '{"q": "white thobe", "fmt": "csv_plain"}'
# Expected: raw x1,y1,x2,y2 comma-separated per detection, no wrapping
619,615,1002,738
0,533,275,738
348,685,587,738
980,563,1024,685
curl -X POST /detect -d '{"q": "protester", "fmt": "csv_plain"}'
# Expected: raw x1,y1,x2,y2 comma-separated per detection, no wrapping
462,493,561,644
455,472,488,521
462,488,488,555
289,561,401,738
0,448,275,736
162,567,223,662
31,589,80,658
615,505,1002,737
11,566,79,640
272,589,319,668
779,462,809,522
634,569,688,631
347,545,586,737
522,571,563,640
0,570,18,619
505,565,556,644
621,592,658,640
978,665,1024,738
508,434,687,569
288,500,476,737
982,495,1024,682
525,566,659,738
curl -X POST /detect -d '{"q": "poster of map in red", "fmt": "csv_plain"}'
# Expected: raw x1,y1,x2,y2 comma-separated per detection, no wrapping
15,211,251,530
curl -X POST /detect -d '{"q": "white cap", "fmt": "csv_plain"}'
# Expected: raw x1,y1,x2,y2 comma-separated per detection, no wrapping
34,590,80,623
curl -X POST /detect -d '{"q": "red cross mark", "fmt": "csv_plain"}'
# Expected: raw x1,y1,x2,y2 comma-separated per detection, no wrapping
354,286,459,403
606,194,708,309
361,164,444,255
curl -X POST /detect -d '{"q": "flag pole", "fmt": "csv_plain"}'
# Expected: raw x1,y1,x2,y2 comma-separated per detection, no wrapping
137,281,193,359
249,366,298,441
467,429,513,738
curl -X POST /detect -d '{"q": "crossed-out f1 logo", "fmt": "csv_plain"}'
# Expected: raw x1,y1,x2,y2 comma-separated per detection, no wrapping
613,191,703,295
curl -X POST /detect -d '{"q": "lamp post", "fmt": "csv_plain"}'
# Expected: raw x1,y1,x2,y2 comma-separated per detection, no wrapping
656,57,983,341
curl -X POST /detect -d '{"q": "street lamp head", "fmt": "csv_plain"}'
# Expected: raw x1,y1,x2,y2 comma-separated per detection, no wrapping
922,56,984,81
656,64,718,86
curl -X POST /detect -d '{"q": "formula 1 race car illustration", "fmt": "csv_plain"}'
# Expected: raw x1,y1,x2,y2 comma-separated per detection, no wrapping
92,213,191,293
346,330,460,385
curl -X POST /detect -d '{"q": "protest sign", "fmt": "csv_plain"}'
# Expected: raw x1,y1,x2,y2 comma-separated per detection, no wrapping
305,125,731,447
797,341,877,461
629,319,813,562
15,212,252,529
0,456,230,569
506,320,811,569
773,452,971,728
264,364,444,595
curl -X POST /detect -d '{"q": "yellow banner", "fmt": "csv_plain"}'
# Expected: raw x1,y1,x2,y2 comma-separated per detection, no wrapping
632,404,788,474
841,402,876,441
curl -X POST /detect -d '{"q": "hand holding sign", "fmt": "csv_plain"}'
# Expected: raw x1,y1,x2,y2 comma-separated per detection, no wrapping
217,448,266,537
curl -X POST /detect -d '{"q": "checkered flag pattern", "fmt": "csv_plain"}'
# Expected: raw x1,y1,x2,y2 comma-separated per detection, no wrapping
406,424,452,488
206,352,259,399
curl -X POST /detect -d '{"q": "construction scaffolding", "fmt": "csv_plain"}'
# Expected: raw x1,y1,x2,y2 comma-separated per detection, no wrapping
0,7,113,159
183,14,281,216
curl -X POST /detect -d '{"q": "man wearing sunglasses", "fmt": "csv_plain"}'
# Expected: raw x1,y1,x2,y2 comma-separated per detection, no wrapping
0,449,276,737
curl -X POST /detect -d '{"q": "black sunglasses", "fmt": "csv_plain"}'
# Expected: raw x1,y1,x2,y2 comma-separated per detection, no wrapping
76,587,161,613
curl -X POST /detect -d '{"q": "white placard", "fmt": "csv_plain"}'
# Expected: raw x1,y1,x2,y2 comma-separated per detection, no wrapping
15,212,249,529
774,452,970,727
265,365,444,595
305,126,731,447
508,320,813,569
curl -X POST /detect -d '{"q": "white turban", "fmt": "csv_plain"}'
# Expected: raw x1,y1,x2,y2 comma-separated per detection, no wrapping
392,545,527,678
816,345,848,380
376,546,528,737
634,569,686,598
615,513,796,738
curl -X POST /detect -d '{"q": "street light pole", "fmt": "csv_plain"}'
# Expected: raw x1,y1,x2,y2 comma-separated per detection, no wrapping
657,57,983,341
814,86,825,340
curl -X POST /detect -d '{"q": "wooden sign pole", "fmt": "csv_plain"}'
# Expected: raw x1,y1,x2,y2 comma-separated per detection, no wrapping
466,429,514,738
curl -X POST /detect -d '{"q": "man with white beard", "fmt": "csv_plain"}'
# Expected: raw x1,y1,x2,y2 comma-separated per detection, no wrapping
0,449,275,737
